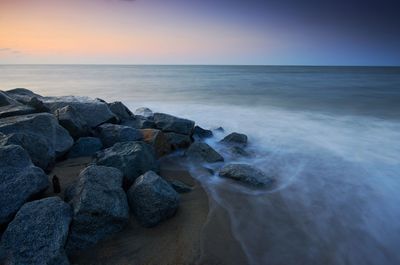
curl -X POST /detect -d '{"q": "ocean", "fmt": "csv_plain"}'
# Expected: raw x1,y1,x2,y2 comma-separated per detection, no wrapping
1,65,400,265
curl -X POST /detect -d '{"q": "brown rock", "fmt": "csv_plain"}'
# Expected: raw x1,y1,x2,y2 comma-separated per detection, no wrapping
141,129,171,157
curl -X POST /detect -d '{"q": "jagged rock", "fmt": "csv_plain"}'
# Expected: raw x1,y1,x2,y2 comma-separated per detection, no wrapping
153,113,195,135
67,137,103,158
165,132,192,150
121,116,156,129
218,163,274,187
193,125,213,140
127,171,179,227
140,129,171,157
97,123,143,148
95,141,159,186
54,105,90,138
108,101,133,120
0,197,72,265
168,179,193,193
66,166,129,252
0,113,74,158
134,107,153,118
185,142,224,163
42,96,117,128
220,132,248,146
0,132,54,170
0,145,49,226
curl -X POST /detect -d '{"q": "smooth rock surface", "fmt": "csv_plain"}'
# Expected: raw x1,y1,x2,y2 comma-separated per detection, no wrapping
153,113,195,135
186,142,224,163
95,141,159,185
66,165,129,252
5,88,43,104
0,145,49,226
220,132,248,146
0,197,72,265
55,105,89,138
219,163,274,187
127,171,179,227
97,123,143,148
68,137,103,158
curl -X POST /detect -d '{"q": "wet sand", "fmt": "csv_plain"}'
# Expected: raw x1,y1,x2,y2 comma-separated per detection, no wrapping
47,156,248,265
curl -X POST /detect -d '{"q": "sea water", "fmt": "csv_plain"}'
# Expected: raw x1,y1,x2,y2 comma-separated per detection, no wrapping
1,65,400,265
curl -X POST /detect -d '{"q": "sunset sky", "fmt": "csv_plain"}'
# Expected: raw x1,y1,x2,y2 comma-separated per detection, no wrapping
1,0,399,65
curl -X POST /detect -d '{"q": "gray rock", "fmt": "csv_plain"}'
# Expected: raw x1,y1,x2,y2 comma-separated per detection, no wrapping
140,129,171,157
0,145,49,226
153,113,195,135
54,105,89,138
0,91,17,106
68,137,103,158
0,91,36,118
168,179,193,193
193,125,213,140
0,132,54,170
25,96,50,113
220,132,248,146
42,96,117,128
185,142,224,163
228,146,251,158
0,197,72,265
0,113,74,158
95,141,159,186
134,107,153,118
66,165,129,252
97,123,143,148
121,116,156,129
218,163,274,187
127,171,179,227
108,101,133,120
5,88,43,104
165,132,192,150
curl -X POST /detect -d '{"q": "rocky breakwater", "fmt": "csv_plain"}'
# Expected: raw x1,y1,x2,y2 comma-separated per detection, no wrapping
0,88,275,264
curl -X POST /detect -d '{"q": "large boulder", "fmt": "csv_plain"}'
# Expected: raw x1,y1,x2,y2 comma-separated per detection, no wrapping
95,141,159,186
153,113,195,135
0,113,74,158
140,129,171,157
0,91,36,118
0,91,17,106
54,105,90,138
193,125,213,140
41,96,117,128
0,197,72,265
67,137,103,158
185,142,224,163
121,116,156,129
127,171,179,227
0,132,54,170
165,132,192,150
66,166,129,252
108,101,133,120
218,163,274,187
0,145,49,226
97,123,143,148
134,107,153,118
5,88,43,104
220,132,248,146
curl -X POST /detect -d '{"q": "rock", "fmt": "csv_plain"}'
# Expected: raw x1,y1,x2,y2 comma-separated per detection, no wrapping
42,96,117,128
121,116,156,129
153,113,195,135
67,137,103,158
66,166,129,252
127,171,179,227
64,182,77,203
0,145,49,226
185,142,224,163
108,101,133,120
0,132,54,170
0,91,36,118
95,141,159,186
0,197,72,265
218,163,274,187
54,105,90,139
134,107,153,118
140,129,171,157
228,146,251,158
168,179,193,193
220,132,248,146
0,91,17,106
97,123,143,148
5,88,43,104
213,126,225,132
26,96,50,112
0,113,74,158
165,132,192,150
193,125,213,140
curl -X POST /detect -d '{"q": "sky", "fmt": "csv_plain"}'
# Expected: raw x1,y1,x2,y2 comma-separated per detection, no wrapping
0,0,399,65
